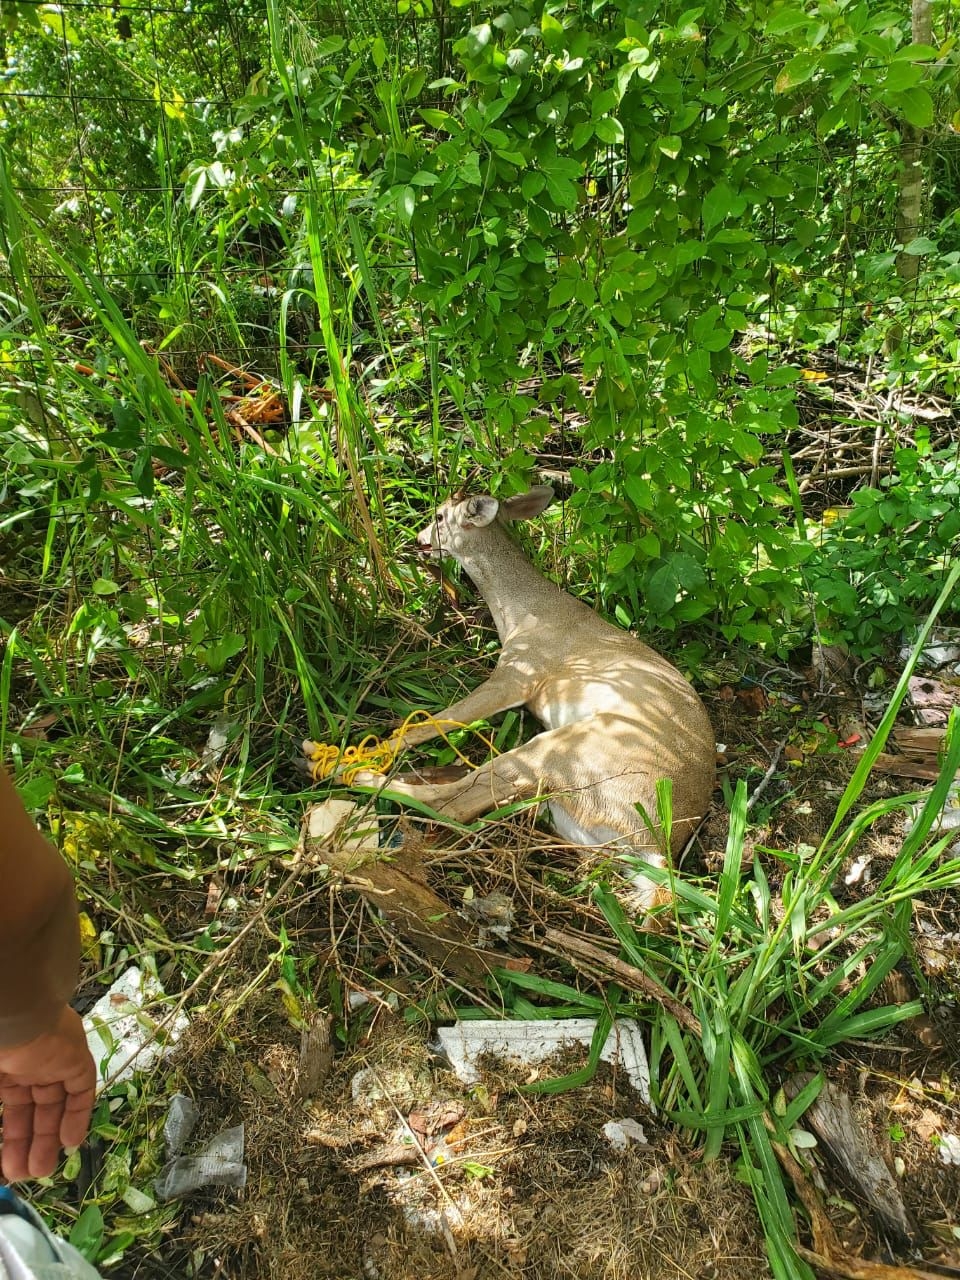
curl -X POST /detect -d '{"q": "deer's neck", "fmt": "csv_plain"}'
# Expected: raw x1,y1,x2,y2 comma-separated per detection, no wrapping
456,526,566,643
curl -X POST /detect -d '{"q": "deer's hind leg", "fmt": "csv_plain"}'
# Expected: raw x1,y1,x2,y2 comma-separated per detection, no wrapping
349,715,650,827
349,736,546,822
351,717,678,914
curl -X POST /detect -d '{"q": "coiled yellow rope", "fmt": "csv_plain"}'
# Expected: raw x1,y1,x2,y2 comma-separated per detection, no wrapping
306,710,499,785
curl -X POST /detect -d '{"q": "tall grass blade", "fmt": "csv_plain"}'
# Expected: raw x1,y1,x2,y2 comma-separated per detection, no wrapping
818,562,960,846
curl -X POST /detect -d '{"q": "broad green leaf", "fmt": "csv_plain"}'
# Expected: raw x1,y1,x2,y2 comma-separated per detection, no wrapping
540,153,582,179
548,276,578,307
623,475,652,509
15,774,56,809
673,553,707,591
70,1205,105,1262
658,134,682,158
890,43,939,61
398,184,416,221
418,108,455,130
571,120,594,149
765,8,812,35
198,633,246,673
464,23,492,57
686,346,715,394
703,326,733,351
402,68,427,101
816,102,846,136
521,170,545,199
616,61,638,98
186,168,206,211
775,52,818,93
541,11,563,46
606,543,636,573
882,61,924,91
459,151,483,185
595,116,625,144
316,35,346,58
902,235,938,255
506,46,531,73
692,304,722,343
38,5,79,42
898,87,934,128
702,181,733,233
647,561,680,612
544,174,578,208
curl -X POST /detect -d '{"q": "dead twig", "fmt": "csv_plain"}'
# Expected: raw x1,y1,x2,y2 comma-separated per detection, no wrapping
540,926,702,1034
746,730,791,813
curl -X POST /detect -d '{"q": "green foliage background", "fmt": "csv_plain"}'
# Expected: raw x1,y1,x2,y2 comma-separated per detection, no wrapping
2,1,960,1274
2,0,959,667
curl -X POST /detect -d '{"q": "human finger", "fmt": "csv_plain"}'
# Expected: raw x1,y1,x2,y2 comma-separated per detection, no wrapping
60,1083,96,1151
0,1087,35,1181
26,1123,64,1179
25,1081,67,1108
1,1129,32,1181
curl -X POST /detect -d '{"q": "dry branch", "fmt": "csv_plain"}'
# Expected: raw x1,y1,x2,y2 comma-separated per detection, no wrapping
541,926,702,1034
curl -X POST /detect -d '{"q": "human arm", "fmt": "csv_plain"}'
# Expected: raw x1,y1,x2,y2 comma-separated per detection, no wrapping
0,767,96,1179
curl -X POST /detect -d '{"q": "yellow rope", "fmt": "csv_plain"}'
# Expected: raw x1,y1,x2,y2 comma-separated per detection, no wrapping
306,710,499,785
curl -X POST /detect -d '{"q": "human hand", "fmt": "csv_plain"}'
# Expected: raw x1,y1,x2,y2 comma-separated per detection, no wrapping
0,1005,96,1180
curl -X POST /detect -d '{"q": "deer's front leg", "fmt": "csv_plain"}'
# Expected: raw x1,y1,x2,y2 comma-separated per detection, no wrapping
301,667,532,782
385,666,532,750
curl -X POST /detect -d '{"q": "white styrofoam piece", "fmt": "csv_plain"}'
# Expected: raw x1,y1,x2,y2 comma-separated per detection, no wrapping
304,798,381,851
435,1017,650,1102
83,965,189,1090
602,1117,649,1149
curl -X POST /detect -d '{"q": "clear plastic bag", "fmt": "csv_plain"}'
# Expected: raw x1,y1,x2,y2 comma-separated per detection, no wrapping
0,1189,103,1280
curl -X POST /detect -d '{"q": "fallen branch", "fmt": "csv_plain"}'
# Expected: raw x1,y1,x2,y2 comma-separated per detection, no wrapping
540,926,702,1034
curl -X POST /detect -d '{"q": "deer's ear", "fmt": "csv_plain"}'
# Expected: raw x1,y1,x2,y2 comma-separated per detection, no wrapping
499,486,554,522
461,496,500,528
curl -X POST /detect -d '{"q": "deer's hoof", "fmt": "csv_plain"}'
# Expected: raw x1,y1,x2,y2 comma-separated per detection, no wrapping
348,768,387,790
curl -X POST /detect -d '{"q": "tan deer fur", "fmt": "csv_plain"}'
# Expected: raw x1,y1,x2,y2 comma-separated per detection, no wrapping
305,486,715,908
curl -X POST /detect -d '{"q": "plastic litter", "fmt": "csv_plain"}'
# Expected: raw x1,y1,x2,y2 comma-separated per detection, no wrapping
602,1118,649,1150
162,1093,198,1154
900,626,960,674
906,778,960,849
0,1187,103,1280
303,798,382,853
434,1017,650,1103
153,1093,247,1201
83,967,189,1090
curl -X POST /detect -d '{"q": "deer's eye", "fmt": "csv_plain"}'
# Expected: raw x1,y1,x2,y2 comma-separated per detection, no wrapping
435,512,444,524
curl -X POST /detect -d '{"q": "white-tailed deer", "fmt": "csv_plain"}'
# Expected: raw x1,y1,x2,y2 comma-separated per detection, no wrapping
305,486,715,909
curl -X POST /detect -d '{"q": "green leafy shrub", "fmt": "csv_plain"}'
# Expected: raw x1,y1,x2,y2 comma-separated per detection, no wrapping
806,446,960,652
